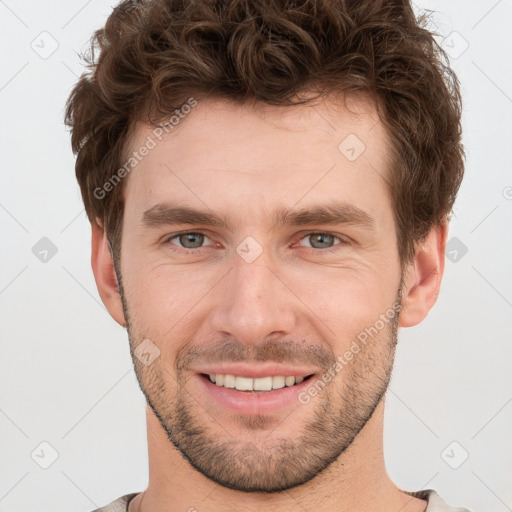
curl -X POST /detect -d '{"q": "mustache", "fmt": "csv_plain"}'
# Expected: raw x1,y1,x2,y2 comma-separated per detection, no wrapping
176,338,336,372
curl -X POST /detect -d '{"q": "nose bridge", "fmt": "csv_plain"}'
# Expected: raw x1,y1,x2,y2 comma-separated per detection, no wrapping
210,244,296,343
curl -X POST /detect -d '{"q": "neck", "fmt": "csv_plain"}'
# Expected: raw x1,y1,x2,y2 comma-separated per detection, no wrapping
129,397,427,512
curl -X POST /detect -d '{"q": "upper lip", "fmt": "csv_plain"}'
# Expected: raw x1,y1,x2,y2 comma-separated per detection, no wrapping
195,363,318,379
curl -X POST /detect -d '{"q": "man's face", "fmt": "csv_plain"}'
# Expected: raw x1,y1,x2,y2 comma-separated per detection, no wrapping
116,95,403,492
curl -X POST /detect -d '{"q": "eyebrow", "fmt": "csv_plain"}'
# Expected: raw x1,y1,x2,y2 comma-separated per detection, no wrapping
140,201,375,231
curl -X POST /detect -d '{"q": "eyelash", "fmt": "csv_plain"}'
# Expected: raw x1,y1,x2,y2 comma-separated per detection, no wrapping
164,231,349,255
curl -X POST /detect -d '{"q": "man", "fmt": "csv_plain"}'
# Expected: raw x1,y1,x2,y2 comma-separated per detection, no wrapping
65,0,471,510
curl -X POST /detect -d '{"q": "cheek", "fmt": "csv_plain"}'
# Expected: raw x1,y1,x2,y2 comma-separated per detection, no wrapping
125,258,203,304
284,265,399,343
122,261,219,343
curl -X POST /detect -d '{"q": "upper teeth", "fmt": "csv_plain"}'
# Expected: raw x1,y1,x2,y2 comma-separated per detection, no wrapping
209,374,305,391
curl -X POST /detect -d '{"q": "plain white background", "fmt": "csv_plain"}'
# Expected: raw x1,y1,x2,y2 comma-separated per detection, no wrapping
0,1,511,511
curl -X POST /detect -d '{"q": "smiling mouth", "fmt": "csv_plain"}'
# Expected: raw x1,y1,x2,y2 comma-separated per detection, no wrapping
200,373,315,392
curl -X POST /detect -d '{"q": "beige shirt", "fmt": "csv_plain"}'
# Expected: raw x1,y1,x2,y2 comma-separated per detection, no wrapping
91,489,472,511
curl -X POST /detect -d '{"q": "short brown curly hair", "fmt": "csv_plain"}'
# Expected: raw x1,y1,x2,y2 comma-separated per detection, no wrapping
65,0,464,266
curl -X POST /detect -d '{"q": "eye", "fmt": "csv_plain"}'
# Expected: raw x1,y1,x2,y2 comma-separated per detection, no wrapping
297,232,347,250
166,232,212,250
163,231,349,255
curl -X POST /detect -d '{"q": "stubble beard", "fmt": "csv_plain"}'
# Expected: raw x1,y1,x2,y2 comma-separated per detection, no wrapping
115,262,401,493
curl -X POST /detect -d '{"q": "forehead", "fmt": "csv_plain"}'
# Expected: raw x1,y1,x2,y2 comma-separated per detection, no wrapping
122,94,393,225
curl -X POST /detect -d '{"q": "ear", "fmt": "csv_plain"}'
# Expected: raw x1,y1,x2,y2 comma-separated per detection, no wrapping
91,221,126,327
399,220,448,328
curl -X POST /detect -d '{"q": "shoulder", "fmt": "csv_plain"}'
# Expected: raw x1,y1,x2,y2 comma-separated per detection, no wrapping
404,489,473,512
89,493,139,512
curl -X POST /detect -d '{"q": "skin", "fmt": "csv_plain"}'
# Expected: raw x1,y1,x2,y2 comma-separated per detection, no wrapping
91,93,446,512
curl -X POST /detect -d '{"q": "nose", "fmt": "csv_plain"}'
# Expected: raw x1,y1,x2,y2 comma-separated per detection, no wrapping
209,248,297,346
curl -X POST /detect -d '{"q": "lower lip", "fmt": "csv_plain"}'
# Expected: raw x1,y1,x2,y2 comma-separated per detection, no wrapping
196,374,315,415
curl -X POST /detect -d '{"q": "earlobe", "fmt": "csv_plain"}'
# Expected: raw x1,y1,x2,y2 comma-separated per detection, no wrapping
399,221,448,328
90,222,126,327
